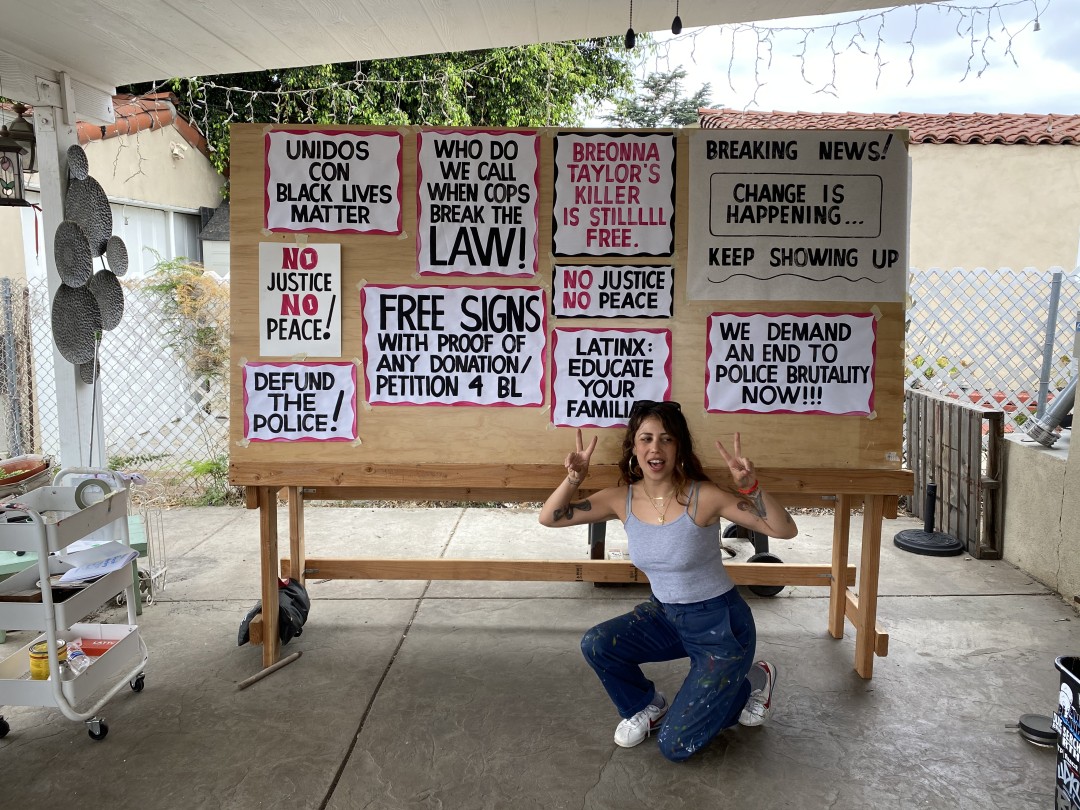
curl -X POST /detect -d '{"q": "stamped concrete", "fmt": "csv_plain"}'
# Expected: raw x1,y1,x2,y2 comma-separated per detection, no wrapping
1,504,1075,809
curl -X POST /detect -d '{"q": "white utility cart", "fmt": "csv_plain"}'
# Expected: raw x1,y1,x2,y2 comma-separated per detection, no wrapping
0,468,148,740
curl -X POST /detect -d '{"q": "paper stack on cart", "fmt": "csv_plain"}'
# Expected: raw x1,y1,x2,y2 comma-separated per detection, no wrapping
57,540,138,585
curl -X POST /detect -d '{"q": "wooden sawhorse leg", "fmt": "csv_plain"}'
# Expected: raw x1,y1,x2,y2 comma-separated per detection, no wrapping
259,486,280,668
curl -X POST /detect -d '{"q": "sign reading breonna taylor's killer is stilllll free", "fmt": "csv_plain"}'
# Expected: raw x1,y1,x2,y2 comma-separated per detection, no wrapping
259,242,341,357
264,129,402,233
706,312,876,415
243,361,357,441
360,285,546,406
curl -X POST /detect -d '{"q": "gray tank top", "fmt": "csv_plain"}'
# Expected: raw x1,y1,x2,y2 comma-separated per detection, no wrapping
625,482,735,604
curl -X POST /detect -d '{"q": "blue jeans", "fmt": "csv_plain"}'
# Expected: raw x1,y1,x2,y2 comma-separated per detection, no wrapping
580,589,756,762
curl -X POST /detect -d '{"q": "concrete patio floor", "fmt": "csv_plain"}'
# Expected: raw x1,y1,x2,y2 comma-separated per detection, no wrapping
0,503,1075,809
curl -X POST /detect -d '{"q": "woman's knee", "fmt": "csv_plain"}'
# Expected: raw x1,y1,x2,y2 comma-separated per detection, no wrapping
580,625,607,664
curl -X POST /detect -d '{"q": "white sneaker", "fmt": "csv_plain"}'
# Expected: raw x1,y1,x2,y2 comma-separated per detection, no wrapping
613,694,668,748
739,661,777,727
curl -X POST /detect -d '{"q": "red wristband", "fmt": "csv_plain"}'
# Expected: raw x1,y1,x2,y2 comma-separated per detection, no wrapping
738,479,759,495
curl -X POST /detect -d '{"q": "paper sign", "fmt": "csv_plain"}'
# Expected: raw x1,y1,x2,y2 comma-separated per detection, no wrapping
687,129,908,301
552,132,675,257
553,265,673,318
243,361,357,441
360,285,546,406
265,129,402,234
259,242,340,356
705,313,876,415
552,327,672,427
417,129,540,276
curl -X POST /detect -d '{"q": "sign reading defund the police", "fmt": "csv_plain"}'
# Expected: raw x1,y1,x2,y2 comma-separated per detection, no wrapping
552,132,675,257
259,242,340,356
688,129,907,302
265,129,402,233
243,361,357,441
552,328,672,428
360,285,546,406
417,129,539,276
705,313,876,415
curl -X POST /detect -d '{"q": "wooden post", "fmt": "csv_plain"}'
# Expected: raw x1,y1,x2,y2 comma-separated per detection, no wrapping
829,494,852,639
854,494,885,678
287,486,306,586
259,487,280,668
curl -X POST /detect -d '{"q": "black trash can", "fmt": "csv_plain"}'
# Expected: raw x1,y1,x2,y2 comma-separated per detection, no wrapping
1055,657,1080,809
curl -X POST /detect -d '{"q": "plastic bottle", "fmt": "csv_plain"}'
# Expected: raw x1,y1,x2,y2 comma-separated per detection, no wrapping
66,642,90,676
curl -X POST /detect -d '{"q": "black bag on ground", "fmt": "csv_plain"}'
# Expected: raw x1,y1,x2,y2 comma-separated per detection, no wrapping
237,578,311,646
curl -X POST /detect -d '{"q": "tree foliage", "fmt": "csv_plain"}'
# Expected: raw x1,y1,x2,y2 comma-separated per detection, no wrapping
123,39,636,178
603,68,713,128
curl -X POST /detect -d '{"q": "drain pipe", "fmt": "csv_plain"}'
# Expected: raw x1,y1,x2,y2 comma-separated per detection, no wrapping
1036,269,1063,420
1025,373,1077,447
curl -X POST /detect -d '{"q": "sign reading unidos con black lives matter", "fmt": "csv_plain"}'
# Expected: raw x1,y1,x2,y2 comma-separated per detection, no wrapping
243,361,357,441
360,285,546,406
705,313,876,415
265,129,402,233
552,132,675,257
688,129,908,302
552,327,672,428
417,129,539,277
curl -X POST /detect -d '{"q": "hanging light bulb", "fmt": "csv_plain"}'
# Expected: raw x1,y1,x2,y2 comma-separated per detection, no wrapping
672,0,682,34
625,0,636,49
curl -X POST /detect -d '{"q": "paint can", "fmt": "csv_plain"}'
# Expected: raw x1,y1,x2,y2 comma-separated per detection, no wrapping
28,639,66,680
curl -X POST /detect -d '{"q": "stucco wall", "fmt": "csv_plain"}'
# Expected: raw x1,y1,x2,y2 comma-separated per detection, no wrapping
910,143,1080,272
0,208,27,280
1002,433,1080,605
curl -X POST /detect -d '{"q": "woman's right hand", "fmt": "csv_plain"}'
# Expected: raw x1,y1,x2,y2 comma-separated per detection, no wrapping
565,429,598,482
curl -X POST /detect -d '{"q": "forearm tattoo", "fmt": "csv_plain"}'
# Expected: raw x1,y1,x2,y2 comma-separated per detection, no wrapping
554,499,592,522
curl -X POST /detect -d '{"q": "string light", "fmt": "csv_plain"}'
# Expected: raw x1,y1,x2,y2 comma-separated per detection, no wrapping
625,0,636,50
672,1,682,35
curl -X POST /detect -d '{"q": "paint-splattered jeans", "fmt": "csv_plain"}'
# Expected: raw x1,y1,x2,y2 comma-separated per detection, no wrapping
580,588,756,762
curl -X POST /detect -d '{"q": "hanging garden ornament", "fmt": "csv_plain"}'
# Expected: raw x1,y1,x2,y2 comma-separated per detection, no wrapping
672,0,682,34
0,126,29,207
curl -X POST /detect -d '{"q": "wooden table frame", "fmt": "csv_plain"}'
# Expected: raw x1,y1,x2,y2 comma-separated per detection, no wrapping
237,464,912,679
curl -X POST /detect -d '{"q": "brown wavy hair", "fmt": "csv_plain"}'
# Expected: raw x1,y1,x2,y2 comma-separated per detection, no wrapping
618,401,709,506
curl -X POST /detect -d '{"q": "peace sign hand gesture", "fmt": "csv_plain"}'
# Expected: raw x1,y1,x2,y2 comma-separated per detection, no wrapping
716,432,755,491
565,429,598,482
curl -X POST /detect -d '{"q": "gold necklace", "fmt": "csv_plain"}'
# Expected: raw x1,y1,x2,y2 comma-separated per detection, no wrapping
641,481,676,524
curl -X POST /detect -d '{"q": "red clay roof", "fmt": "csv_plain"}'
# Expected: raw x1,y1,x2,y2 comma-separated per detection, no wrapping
697,108,1080,145
77,93,209,157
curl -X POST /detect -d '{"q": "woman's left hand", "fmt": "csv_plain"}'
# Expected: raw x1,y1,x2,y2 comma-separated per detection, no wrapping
716,432,755,490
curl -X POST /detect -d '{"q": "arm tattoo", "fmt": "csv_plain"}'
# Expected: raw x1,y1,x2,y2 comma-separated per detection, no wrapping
750,489,766,518
554,499,592,522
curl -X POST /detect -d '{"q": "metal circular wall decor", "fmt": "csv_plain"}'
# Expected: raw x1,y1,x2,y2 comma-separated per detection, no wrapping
78,358,100,385
64,176,112,256
51,283,102,365
66,144,89,181
53,220,93,287
87,269,125,331
106,234,129,277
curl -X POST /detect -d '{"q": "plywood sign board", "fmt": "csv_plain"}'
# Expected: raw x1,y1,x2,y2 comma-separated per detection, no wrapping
229,124,909,487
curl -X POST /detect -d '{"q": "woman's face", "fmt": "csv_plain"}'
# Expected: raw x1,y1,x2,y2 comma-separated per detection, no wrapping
633,415,678,480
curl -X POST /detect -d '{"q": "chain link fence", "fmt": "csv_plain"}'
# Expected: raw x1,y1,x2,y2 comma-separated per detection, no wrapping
0,267,1075,503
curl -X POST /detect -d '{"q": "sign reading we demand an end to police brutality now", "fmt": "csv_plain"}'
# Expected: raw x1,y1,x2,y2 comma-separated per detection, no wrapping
360,285,546,406
706,313,876,415
687,129,908,302
417,129,539,276
552,132,675,257
265,129,402,233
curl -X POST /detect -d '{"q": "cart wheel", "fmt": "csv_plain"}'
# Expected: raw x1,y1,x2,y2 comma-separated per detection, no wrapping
87,719,108,741
0,716,9,738
130,674,145,693
722,524,744,539
746,552,785,597
115,593,126,607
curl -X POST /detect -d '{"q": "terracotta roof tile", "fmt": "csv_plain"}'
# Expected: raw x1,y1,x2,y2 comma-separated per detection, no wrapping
697,108,1080,145
74,93,209,157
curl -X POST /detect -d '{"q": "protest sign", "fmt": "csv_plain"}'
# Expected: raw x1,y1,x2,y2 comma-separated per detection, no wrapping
552,265,673,318
259,242,341,356
243,361,357,441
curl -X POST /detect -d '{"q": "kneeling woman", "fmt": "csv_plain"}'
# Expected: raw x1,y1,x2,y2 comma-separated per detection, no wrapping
539,401,797,761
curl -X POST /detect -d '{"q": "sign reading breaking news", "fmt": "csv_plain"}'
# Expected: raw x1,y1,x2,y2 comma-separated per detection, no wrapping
688,129,907,302
552,132,675,257
259,242,340,357
243,361,357,441
265,129,402,234
551,327,672,428
417,129,539,276
705,313,876,415
360,285,546,406
552,265,673,318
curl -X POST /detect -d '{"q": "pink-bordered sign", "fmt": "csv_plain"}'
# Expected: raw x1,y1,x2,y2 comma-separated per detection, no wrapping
705,312,876,415
551,327,673,428
416,129,540,277
360,284,547,406
264,128,402,234
243,361,358,441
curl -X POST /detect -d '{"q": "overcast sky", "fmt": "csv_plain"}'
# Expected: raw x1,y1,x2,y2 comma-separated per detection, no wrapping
623,0,1076,116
